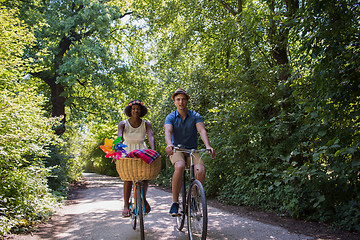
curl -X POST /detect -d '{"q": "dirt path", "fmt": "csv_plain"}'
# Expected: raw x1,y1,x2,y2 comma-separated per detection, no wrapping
8,173,359,240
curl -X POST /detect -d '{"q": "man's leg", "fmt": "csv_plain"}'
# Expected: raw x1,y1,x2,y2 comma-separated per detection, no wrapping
169,156,186,216
194,163,206,184
172,161,185,202
193,153,206,184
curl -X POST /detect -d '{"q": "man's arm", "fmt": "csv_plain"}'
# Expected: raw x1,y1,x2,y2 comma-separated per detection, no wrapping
196,122,215,158
164,124,174,155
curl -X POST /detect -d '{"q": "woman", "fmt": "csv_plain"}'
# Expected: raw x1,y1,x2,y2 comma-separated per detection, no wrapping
118,100,155,217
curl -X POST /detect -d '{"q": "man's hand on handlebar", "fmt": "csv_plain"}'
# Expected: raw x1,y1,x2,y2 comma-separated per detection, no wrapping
166,144,174,156
207,147,215,159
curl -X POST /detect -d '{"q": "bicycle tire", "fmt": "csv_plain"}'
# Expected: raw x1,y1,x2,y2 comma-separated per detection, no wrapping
176,172,186,231
138,184,145,240
130,197,136,230
187,180,207,240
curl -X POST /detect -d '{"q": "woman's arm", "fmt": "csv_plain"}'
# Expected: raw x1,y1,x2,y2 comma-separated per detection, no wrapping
118,121,125,139
145,121,156,150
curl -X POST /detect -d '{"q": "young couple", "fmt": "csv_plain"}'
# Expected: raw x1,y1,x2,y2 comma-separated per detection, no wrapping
119,89,215,218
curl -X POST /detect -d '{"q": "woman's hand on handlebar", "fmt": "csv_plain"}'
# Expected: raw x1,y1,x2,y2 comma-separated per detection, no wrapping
166,144,174,156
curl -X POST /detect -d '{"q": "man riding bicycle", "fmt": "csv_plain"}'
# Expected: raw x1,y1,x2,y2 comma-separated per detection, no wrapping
164,88,215,216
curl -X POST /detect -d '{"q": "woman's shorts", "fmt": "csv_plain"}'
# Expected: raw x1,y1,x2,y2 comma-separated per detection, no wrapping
170,152,204,166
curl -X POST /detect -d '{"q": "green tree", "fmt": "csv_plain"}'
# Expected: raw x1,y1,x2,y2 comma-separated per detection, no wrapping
1,6,62,235
6,0,133,135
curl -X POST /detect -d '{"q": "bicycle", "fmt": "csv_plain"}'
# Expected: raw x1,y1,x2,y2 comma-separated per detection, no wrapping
129,180,146,240
115,156,161,240
173,145,211,240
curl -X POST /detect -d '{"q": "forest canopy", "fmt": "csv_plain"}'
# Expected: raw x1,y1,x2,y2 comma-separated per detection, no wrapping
1,0,359,235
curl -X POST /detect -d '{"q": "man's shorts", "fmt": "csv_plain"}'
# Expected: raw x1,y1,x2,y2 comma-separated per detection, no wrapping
170,152,204,166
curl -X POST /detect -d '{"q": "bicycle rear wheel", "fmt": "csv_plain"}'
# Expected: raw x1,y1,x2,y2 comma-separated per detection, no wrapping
176,173,186,231
137,183,145,240
187,180,207,240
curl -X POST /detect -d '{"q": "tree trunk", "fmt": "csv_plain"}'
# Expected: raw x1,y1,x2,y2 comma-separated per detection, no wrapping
51,83,66,136
34,35,72,136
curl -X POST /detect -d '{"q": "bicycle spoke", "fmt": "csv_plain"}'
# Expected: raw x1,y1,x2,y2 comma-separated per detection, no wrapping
187,180,207,240
190,188,203,235
130,193,136,230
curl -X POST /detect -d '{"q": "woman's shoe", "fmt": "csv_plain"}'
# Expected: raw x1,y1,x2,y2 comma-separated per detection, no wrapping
122,209,131,217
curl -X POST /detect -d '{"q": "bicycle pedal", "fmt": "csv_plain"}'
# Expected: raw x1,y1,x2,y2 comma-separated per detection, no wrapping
171,213,182,217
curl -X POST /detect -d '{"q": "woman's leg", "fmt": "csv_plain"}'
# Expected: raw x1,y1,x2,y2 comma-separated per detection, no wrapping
143,180,148,198
123,181,132,209
142,180,151,213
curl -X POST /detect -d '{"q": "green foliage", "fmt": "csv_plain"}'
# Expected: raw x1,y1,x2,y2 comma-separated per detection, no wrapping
0,5,81,236
0,167,61,235
1,0,359,235
79,121,119,176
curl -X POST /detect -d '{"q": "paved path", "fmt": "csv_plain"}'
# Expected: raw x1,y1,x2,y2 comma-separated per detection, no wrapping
12,173,312,240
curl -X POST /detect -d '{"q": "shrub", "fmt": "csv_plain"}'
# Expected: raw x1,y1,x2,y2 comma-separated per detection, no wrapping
0,166,61,235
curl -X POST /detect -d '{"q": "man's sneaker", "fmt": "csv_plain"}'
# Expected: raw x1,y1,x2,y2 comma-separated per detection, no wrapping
169,202,180,217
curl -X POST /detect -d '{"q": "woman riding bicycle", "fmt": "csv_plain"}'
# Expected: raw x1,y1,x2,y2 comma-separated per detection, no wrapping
118,100,156,217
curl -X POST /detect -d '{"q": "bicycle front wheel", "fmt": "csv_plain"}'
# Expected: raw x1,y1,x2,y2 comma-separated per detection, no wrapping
137,183,145,240
187,180,207,240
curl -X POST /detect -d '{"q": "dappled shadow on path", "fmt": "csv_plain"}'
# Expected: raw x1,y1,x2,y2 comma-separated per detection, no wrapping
57,173,312,240
17,173,316,240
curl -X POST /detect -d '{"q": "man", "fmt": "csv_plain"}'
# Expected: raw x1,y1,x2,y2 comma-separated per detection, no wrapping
164,88,215,216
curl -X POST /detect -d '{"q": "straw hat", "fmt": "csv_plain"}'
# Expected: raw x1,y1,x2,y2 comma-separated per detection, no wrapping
171,88,190,100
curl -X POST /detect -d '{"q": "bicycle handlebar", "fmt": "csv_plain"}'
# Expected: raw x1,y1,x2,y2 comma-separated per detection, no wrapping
173,145,211,154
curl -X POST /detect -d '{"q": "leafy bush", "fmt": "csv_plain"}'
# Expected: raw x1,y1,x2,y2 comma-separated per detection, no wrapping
0,167,61,235
0,86,66,235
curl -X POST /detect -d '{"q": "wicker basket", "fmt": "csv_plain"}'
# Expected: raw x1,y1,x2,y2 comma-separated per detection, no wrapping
115,157,161,181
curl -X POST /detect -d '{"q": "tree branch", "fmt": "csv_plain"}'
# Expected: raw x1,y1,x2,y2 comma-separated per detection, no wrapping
217,0,237,16
237,0,242,14
120,11,133,18
77,79,87,87
70,100,102,115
